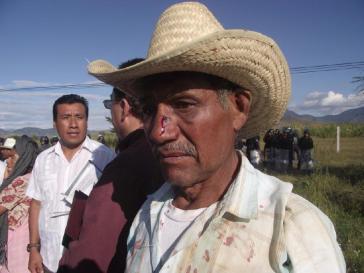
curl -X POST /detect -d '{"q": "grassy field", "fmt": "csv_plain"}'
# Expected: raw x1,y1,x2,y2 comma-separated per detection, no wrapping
271,137,364,273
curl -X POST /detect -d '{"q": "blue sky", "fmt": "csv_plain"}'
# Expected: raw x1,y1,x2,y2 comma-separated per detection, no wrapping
1,0,363,130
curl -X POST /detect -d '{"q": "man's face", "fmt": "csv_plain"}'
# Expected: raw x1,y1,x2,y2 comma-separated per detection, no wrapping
0,148,11,159
0,147,16,159
142,74,244,188
111,100,123,138
104,93,123,139
53,103,87,150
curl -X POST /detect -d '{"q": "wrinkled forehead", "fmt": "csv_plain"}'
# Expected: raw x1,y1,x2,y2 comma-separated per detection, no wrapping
135,71,241,101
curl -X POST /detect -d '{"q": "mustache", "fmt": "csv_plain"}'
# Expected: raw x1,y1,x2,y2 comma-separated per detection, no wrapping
154,142,197,157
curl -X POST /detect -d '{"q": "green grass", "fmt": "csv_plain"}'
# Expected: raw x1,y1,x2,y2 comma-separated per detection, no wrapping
281,123,364,137
271,136,364,273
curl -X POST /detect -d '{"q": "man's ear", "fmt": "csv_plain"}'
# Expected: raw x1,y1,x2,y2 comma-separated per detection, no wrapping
120,98,131,121
232,90,251,132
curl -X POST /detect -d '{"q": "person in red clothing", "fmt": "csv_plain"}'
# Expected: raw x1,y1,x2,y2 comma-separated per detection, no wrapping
58,59,163,273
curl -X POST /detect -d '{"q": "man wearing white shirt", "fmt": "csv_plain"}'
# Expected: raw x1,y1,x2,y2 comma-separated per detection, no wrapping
0,137,17,180
0,160,6,186
27,94,114,273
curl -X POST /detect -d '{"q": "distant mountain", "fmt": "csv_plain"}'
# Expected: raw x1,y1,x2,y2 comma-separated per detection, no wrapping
316,107,364,123
0,127,108,137
0,127,57,137
14,127,57,136
282,106,364,124
282,111,317,123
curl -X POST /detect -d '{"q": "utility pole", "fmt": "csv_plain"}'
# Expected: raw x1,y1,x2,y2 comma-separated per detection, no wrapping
337,126,340,153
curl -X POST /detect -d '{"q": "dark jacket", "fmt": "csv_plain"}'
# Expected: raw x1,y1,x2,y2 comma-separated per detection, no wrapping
58,129,163,273
298,136,314,150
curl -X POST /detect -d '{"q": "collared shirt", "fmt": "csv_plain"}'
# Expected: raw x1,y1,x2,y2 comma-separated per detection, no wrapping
126,152,346,273
27,136,114,272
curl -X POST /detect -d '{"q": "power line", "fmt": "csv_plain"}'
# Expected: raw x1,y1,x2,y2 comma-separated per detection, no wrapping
0,82,106,92
1,61,364,92
291,61,364,74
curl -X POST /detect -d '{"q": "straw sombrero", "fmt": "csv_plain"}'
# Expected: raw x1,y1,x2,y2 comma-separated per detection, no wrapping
88,1,291,138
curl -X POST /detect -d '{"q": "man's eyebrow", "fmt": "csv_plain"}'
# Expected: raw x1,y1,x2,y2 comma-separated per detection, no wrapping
167,91,201,101
60,112,84,116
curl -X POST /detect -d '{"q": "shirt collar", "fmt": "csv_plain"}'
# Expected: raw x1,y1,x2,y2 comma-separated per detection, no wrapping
217,151,259,220
81,136,94,153
149,151,259,221
51,136,92,156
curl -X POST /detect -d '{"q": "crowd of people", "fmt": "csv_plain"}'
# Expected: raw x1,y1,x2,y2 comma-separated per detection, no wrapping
236,127,315,173
0,2,345,273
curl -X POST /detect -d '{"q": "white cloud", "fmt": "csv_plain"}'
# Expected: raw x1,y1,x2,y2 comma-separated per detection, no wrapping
321,91,345,106
0,80,51,89
290,90,364,115
12,80,50,88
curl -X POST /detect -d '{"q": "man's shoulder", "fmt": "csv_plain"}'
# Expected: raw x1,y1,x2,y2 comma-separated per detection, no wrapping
36,145,56,161
87,138,109,151
284,192,334,231
286,193,322,215
87,139,114,156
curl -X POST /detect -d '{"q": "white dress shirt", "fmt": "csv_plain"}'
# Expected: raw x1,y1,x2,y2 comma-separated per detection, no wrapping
26,136,114,272
0,160,6,186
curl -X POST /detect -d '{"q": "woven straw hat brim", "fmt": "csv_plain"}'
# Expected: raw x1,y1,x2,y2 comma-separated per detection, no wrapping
88,29,291,138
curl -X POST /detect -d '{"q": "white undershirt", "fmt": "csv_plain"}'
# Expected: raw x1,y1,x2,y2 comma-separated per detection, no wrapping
158,200,217,259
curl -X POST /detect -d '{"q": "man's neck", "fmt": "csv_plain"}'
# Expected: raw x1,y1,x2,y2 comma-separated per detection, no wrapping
60,141,84,161
119,120,143,140
172,151,241,210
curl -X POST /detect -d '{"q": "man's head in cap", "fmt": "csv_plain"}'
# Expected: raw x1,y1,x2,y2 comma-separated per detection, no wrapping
88,1,290,190
0,137,17,160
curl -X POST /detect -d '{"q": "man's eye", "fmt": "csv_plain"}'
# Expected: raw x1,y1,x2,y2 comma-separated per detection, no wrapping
173,100,194,109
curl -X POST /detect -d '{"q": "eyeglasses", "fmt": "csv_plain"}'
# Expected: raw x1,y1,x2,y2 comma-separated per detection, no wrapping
103,100,113,109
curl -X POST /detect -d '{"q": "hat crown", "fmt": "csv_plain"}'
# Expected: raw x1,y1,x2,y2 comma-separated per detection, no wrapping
147,2,223,58
2,138,16,149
